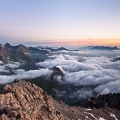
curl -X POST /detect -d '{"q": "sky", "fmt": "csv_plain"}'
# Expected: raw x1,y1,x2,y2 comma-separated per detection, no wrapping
0,0,120,46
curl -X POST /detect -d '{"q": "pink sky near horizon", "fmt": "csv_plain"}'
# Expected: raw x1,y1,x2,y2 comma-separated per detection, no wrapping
35,39,120,47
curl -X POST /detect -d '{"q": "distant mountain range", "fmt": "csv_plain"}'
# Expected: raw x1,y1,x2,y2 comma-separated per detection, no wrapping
90,46,119,50
78,46,119,50
36,46,69,51
0,43,119,63
0,43,33,63
0,43,69,63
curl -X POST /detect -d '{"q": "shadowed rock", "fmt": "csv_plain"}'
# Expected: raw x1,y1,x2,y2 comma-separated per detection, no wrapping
97,93,120,110
85,93,120,110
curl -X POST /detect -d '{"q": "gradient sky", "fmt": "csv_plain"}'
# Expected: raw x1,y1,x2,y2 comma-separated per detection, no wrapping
0,0,120,46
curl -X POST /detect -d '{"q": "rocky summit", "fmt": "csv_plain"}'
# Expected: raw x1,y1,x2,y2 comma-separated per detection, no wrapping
0,80,120,120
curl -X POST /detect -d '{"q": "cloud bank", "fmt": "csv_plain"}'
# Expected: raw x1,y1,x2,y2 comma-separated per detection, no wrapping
36,50,120,100
0,49,120,102
0,68,52,84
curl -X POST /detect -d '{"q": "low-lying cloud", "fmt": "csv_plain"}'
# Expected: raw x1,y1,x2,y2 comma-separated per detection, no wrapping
0,68,52,84
0,49,120,103
36,50,120,100
0,61,20,74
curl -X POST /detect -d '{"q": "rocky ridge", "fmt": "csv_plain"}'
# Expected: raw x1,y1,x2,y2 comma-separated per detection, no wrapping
0,43,69,63
0,80,120,120
0,43,33,62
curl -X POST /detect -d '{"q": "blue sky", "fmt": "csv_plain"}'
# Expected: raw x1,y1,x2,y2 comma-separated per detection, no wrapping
0,0,120,46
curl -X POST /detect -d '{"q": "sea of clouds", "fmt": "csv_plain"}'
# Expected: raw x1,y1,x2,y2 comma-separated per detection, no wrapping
0,49,120,102
37,50,120,99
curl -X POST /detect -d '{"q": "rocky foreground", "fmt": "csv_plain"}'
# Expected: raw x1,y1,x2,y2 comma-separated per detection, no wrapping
0,80,120,120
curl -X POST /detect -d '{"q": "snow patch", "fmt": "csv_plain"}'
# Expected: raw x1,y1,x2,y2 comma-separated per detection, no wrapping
84,112,98,120
99,117,106,120
85,116,92,120
86,109,92,111
110,113,118,120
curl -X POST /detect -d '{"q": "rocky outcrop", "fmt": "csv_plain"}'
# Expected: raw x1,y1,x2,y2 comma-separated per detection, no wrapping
0,80,120,120
51,66,64,81
0,80,66,120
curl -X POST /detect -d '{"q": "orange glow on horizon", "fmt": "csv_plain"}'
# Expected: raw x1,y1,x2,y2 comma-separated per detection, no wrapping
44,39,120,46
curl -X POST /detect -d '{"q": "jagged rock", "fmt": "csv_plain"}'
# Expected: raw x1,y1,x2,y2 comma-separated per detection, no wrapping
51,66,64,81
46,66,65,96
0,80,66,120
0,80,120,120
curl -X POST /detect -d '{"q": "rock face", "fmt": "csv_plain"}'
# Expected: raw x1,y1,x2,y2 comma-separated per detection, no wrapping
0,80,120,120
0,80,65,120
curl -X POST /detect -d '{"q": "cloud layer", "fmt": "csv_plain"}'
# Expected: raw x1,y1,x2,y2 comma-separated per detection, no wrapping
37,50,120,100
0,49,120,103
0,68,52,84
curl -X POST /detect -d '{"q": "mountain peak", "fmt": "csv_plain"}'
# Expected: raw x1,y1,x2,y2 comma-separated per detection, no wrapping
15,44,30,53
58,47,68,50
4,43,11,48
18,44,26,48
